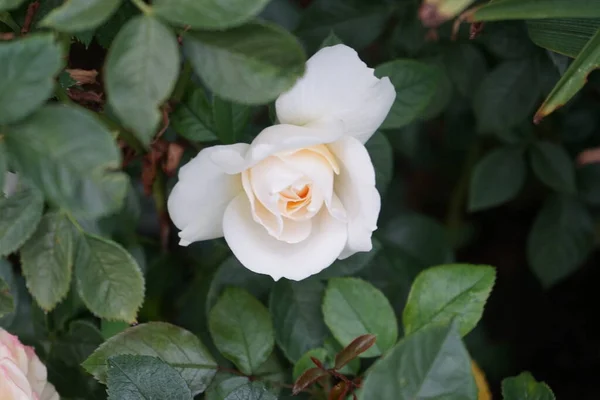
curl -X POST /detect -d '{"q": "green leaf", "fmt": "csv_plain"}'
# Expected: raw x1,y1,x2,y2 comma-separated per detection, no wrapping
535,29,600,122
365,132,394,194
153,0,270,30
206,374,250,400
75,233,144,322
0,34,63,125
473,59,540,133
313,238,381,279
226,381,277,400
83,322,217,395
171,87,218,142
530,141,576,193
0,186,44,257
469,146,526,211
577,163,600,205
183,21,306,105
297,0,388,51
206,256,274,314
502,372,556,400
292,348,328,380
527,195,594,287
212,96,251,144
41,0,122,32
0,144,6,194
51,320,104,366
403,264,496,337
106,16,180,145
444,43,488,98
0,274,14,317
21,212,75,311
527,18,600,58
360,322,477,400
319,31,343,48
472,0,600,21
269,279,329,362
380,212,454,269
5,104,128,218
322,277,398,357
375,60,441,130
0,0,25,12
102,320,130,340
209,288,274,375
107,355,193,400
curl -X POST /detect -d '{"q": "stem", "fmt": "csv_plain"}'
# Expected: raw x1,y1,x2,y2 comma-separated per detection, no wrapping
171,61,192,103
445,142,480,236
0,11,20,33
64,211,84,232
130,0,152,15
54,84,73,104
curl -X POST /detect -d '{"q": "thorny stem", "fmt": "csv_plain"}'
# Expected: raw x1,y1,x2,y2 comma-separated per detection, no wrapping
130,0,152,15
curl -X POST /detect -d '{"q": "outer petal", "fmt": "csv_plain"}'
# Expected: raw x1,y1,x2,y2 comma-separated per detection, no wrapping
40,383,59,400
3,172,18,197
0,330,29,372
0,358,32,400
328,136,381,259
25,347,47,397
209,119,345,175
223,194,347,281
276,44,396,144
167,145,246,246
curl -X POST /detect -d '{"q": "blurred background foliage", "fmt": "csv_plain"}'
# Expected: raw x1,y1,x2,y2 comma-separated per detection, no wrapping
2,0,600,398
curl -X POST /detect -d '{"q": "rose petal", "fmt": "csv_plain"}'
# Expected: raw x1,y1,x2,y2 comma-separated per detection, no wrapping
167,145,245,246
40,383,59,400
223,194,347,281
0,330,29,373
329,136,381,259
2,172,18,198
0,358,33,400
210,120,345,175
24,347,47,397
276,44,396,144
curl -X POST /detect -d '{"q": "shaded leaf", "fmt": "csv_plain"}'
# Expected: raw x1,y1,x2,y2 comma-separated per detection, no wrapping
469,146,526,211
535,29,600,121
502,372,556,400
209,288,274,375
212,96,251,144
171,87,217,142
527,195,594,287
107,355,193,400
375,60,441,130
360,322,477,400
83,322,217,395
527,18,600,58
313,238,381,279
21,212,75,311
472,0,600,21
75,233,144,322
0,34,63,125
293,348,328,380
403,264,496,337
530,141,576,193
0,185,43,257
0,273,14,317
5,105,128,218
184,21,306,105
106,15,180,145
153,0,271,30
269,279,329,362
322,278,397,357
41,0,122,32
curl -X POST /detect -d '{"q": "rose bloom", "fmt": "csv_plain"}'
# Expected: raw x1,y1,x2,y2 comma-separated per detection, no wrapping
0,328,59,400
168,44,396,281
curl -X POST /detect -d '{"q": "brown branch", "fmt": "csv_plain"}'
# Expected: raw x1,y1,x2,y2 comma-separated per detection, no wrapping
21,1,40,35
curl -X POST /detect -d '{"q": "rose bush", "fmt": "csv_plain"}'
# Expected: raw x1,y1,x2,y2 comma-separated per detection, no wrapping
168,44,395,281
0,328,58,400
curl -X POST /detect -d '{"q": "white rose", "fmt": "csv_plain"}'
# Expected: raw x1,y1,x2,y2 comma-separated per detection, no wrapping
3,172,18,197
168,44,395,281
0,329,59,400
